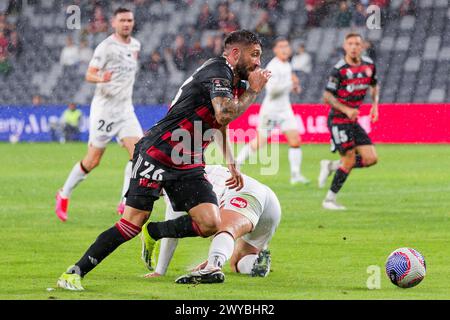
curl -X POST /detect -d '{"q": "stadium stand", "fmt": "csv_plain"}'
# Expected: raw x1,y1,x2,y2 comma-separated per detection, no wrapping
0,0,448,105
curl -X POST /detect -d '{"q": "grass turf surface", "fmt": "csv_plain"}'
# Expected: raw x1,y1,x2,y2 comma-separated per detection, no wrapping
0,142,449,300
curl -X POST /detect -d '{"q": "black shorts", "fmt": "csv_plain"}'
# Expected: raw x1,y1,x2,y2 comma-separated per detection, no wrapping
328,121,373,155
125,144,218,212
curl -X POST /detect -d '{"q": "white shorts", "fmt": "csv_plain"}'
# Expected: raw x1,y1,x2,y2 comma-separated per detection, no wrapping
222,186,281,250
257,106,298,138
88,111,143,149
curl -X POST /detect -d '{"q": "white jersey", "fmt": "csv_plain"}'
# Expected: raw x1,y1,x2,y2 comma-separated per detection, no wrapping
156,166,281,274
205,165,268,210
261,57,293,113
89,34,141,119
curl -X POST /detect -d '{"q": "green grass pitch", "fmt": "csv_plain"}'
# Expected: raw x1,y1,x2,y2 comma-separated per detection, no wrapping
1,142,449,300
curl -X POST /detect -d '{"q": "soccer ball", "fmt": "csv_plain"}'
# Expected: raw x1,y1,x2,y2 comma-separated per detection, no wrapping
385,248,426,288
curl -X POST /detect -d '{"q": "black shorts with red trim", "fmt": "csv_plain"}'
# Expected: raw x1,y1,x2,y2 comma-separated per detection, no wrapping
125,140,218,212
328,120,372,155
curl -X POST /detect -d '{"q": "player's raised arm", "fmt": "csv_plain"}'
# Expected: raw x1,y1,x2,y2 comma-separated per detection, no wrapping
211,69,271,126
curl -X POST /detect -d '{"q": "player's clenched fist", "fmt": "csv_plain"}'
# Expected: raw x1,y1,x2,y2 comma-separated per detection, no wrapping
248,68,271,93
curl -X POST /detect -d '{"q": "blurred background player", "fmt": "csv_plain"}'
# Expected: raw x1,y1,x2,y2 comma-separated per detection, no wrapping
61,103,83,142
143,165,281,284
55,8,143,221
236,37,309,185
319,33,380,210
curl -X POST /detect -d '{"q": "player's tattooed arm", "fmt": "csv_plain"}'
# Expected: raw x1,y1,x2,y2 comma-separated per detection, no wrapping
85,67,112,83
211,89,258,126
212,69,271,126
369,84,380,123
323,91,359,121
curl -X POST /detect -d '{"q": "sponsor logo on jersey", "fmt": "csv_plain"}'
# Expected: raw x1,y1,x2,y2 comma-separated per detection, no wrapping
230,197,248,209
139,178,161,189
346,69,354,79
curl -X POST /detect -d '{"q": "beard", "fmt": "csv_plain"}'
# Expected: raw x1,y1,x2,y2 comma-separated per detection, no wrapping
235,61,251,81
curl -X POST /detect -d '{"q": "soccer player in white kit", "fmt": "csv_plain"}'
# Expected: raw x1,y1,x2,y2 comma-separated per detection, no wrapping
141,165,281,283
236,38,309,184
55,8,143,222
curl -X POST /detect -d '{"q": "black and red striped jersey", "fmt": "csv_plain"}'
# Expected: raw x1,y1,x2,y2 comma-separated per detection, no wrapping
325,56,378,124
140,56,247,179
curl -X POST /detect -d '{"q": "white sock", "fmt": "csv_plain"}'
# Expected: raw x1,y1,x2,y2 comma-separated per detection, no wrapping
326,190,337,201
206,232,235,269
155,201,185,275
288,147,302,177
61,162,88,198
330,160,341,172
236,144,253,166
236,254,258,274
155,238,179,275
120,160,133,201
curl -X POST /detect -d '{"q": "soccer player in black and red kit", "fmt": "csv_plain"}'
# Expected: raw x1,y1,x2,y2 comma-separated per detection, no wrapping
57,30,271,290
318,33,380,210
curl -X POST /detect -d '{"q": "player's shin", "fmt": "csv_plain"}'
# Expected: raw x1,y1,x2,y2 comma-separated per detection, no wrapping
70,218,141,277
146,215,205,240
61,161,89,198
154,207,185,275
326,167,350,202
120,160,133,200
288,147,302,176
206,232,235,270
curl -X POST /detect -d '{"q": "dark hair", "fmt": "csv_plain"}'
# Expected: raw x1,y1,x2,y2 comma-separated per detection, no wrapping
345,32,363,41
224,30,261,49
113,7,132,16
273,36,289,48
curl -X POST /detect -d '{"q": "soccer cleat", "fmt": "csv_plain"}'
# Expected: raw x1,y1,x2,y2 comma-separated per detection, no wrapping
141,220,157,271
251,249,271,277
175,268,225,284
57,271,84,291
322,199,346,210
290,174,310,185
116,201,125,215
55,190,69,222
318,160,332,188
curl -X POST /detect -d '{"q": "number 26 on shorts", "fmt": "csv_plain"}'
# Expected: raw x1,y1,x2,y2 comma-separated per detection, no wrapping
97,120,114,132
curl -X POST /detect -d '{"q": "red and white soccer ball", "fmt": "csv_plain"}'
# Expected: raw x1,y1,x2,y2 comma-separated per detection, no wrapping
385,248,426,288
